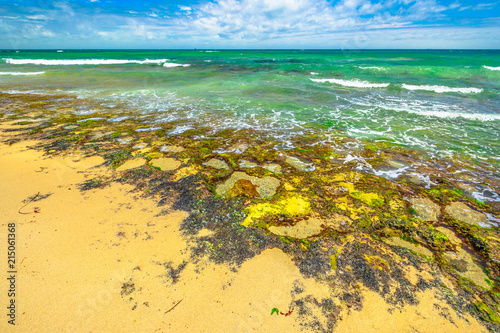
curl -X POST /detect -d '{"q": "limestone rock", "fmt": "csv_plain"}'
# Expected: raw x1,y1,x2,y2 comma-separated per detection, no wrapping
385,237,433,258
263,163,282,174
443,247,490,289
445,202,489,227
115,158,146,172
409,197,440,222
204,158,230,170
215,171,280,199
436,227,462,248
151,157,181,171
227,179,260,198
161,145,185,153
239,159,258,168
268,214,352,239
285,156,315,172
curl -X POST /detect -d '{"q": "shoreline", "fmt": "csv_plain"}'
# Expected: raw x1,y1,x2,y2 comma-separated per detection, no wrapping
0,94,499,331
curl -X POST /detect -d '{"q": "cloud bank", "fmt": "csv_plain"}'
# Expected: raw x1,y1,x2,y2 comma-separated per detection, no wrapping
0,0,499,48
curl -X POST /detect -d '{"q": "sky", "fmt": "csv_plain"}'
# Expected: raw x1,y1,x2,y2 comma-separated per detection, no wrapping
0,0,499,49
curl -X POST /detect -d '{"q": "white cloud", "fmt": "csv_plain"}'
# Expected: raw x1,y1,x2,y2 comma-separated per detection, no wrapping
1,0,499,49
25,15,48,20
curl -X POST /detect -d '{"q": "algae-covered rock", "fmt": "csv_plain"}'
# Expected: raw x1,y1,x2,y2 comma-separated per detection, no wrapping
338,182,384,207
384,237,433,258
239,159,258,168
173,165,199,181
227,179,260,198
443,247,490,289
204,158,230,170
243,194,311,226
285,156,315,172
268,214,353,239
161,145,185,153
263,163,282,174
409,197,440,222
215,171,280,199
115,158,146,171
445,202,489,227
151,157,181,171
436,227,462,248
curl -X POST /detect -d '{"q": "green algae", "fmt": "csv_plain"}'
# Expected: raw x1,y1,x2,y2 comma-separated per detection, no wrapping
476,302,500,324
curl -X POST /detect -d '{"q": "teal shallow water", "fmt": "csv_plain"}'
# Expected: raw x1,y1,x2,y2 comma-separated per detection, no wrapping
1,49,499,171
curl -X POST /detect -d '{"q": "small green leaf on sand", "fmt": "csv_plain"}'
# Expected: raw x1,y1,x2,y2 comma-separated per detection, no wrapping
271,308,279,315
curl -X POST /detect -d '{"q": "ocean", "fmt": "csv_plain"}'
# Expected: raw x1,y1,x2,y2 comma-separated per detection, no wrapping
1,49,499,200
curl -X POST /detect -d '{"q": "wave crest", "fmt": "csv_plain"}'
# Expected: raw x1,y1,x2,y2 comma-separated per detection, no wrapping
0,71,45,76
402,84,482,94
484,65,500,71
311,78,389,88
163,62,190,68
3,58,169,65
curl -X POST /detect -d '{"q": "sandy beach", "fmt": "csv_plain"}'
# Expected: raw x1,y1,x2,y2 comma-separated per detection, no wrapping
0,118,494,333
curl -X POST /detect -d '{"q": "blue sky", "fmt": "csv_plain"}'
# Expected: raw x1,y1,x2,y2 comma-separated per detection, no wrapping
0,0,499,49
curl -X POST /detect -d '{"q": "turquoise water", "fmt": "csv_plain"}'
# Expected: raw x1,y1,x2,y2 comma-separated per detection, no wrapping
1,49,499,169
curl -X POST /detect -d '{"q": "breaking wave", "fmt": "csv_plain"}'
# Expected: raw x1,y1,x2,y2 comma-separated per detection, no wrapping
311,78,390,88
0,71,45,75
3,58,169,65
401,84,482,94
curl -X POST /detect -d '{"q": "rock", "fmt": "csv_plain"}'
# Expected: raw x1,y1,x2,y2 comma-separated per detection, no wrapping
285,156,315,172
227,179,260,198
132,143,147,149
115,158,146,172
445,202,489,227
268,214,352,239
231,142,249,154
204,158,230,170
161,145,185,153
387,159,408,169
384,237,433,258
215,171,280,199
408,174,424,185
173,165,199,181
263,163,282,174
151,157,181,171
409,197,440,222
436,227,462,248
239,159,258,168
443,247,490,289
117,137,133,145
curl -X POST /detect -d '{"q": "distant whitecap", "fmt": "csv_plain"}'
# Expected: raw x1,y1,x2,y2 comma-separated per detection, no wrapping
311,78,389,88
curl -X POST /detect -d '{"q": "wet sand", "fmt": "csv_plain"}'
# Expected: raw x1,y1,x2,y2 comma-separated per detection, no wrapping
0,122,489,332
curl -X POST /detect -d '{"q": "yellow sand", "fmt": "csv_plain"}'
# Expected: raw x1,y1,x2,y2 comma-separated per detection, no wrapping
0,132,488,332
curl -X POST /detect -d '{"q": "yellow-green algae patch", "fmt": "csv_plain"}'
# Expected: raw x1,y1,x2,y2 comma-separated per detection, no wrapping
338,182,385,207
242,194,311,227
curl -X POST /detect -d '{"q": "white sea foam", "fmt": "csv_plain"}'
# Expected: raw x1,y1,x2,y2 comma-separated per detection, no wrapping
483,65,500,71
163,62,190,68
358,66,385,70
3,58,169,65
0,71,45,75
311,78,389,88
402,84,482,94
